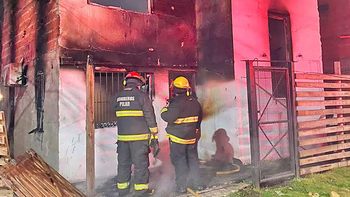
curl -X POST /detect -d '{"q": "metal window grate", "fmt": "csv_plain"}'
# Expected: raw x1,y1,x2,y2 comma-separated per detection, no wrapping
94,72,152,129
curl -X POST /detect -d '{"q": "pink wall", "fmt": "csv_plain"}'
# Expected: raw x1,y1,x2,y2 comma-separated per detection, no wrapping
232,0,322,75
196,0,323,163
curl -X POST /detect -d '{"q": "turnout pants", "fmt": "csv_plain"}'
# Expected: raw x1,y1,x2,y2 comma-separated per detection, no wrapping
117,140,150,196
169,140,201,189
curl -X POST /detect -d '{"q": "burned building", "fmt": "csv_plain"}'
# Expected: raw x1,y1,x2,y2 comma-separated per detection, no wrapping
0,0,325,190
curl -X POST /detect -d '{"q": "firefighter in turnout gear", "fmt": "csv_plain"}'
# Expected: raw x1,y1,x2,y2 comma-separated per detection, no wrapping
161,76,205,194
114,71,158,197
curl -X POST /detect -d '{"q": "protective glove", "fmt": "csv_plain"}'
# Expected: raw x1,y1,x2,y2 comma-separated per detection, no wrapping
149,134,160,157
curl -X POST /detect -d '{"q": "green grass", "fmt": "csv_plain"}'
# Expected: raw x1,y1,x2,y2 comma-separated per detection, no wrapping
230,166,350,197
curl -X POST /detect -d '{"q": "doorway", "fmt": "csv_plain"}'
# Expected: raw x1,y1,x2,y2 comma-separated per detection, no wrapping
268,12,293,98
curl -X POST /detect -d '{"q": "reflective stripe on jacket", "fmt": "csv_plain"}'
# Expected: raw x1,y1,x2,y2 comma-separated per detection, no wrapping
113,86,157,138
161,94,202,142
116,110,144,117
166,134,196,144
173,116,198,124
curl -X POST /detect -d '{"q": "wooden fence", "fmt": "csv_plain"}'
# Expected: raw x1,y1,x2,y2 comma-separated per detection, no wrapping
296,63,350,175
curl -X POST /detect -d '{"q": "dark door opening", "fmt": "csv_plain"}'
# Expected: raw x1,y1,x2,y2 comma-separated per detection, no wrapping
268,13,293,98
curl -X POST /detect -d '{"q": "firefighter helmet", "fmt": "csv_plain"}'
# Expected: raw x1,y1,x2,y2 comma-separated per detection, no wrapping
124,71,145,85
172,76,190,89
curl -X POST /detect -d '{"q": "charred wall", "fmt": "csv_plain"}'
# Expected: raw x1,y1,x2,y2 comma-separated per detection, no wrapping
58,0,196,67
1,0,60,168
318,0,350,74
196,0,234,83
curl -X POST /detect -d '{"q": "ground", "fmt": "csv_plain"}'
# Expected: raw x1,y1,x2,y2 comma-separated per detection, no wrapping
74,153,252,196
230,166,350,197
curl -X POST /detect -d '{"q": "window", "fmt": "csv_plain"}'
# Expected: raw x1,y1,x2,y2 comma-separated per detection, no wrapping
94,72,154,129
89,0,150,14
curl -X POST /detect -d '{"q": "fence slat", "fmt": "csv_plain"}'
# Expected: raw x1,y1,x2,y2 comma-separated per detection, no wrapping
296,82,350,88
299,125,350,137
300,151,350,166
295,73,350,81
297,91,350,97
300,142,350,157
298,117,350,129
300,160,350,175
299,134,350,146
297,67,350,175
297,108,350,116
297,100,350,107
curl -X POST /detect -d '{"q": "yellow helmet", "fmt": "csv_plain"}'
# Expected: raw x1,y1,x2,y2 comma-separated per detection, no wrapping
173,76,190,89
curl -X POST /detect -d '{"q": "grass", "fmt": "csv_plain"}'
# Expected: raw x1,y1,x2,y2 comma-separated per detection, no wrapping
230,166,350,197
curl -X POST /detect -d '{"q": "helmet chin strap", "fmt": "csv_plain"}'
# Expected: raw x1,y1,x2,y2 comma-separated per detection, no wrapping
186,87,192,96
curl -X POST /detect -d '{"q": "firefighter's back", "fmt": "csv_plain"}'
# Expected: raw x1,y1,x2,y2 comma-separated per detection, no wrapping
114,88,150,136
167,94,202,140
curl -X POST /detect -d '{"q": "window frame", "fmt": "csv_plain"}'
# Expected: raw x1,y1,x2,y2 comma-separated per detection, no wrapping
94,71,154,129
87,0,153,14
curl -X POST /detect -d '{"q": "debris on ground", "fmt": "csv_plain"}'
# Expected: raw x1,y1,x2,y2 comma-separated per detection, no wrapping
330,191,340,197
0,187,13,197
275,190,285,196
0,149,85,197
177,182,250,197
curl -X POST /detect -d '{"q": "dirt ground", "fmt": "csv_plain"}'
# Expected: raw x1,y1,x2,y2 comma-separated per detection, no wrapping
74,142,253,196
75,156,252,197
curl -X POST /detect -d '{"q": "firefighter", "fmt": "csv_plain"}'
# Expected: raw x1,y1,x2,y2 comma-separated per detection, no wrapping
161,76,204,194
114,71,158,197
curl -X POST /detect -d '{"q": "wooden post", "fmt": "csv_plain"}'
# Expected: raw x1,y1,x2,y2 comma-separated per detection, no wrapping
334,62,345,156
86,55,95,197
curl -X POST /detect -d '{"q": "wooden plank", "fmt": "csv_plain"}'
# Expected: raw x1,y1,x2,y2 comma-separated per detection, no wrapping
300,160,350,175
297,100,350,107
297,108,350,116
299,125,350,137
295,73,350,81
0,147,8,156
300,151,350,166
334,62,346,153
36,150,63,196
298,117,350,129
296,82,350,89
299,134,350,146
0,112,9,158
86,55,95,197
0,149,85,197
297,91,350,97
0,136,6,144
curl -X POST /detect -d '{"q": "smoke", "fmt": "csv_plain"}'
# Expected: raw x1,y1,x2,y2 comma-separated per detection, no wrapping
149,141,176,196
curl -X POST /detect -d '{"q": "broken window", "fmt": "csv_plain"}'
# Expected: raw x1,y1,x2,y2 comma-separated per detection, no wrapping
89,0,150,14
94,72,154,129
